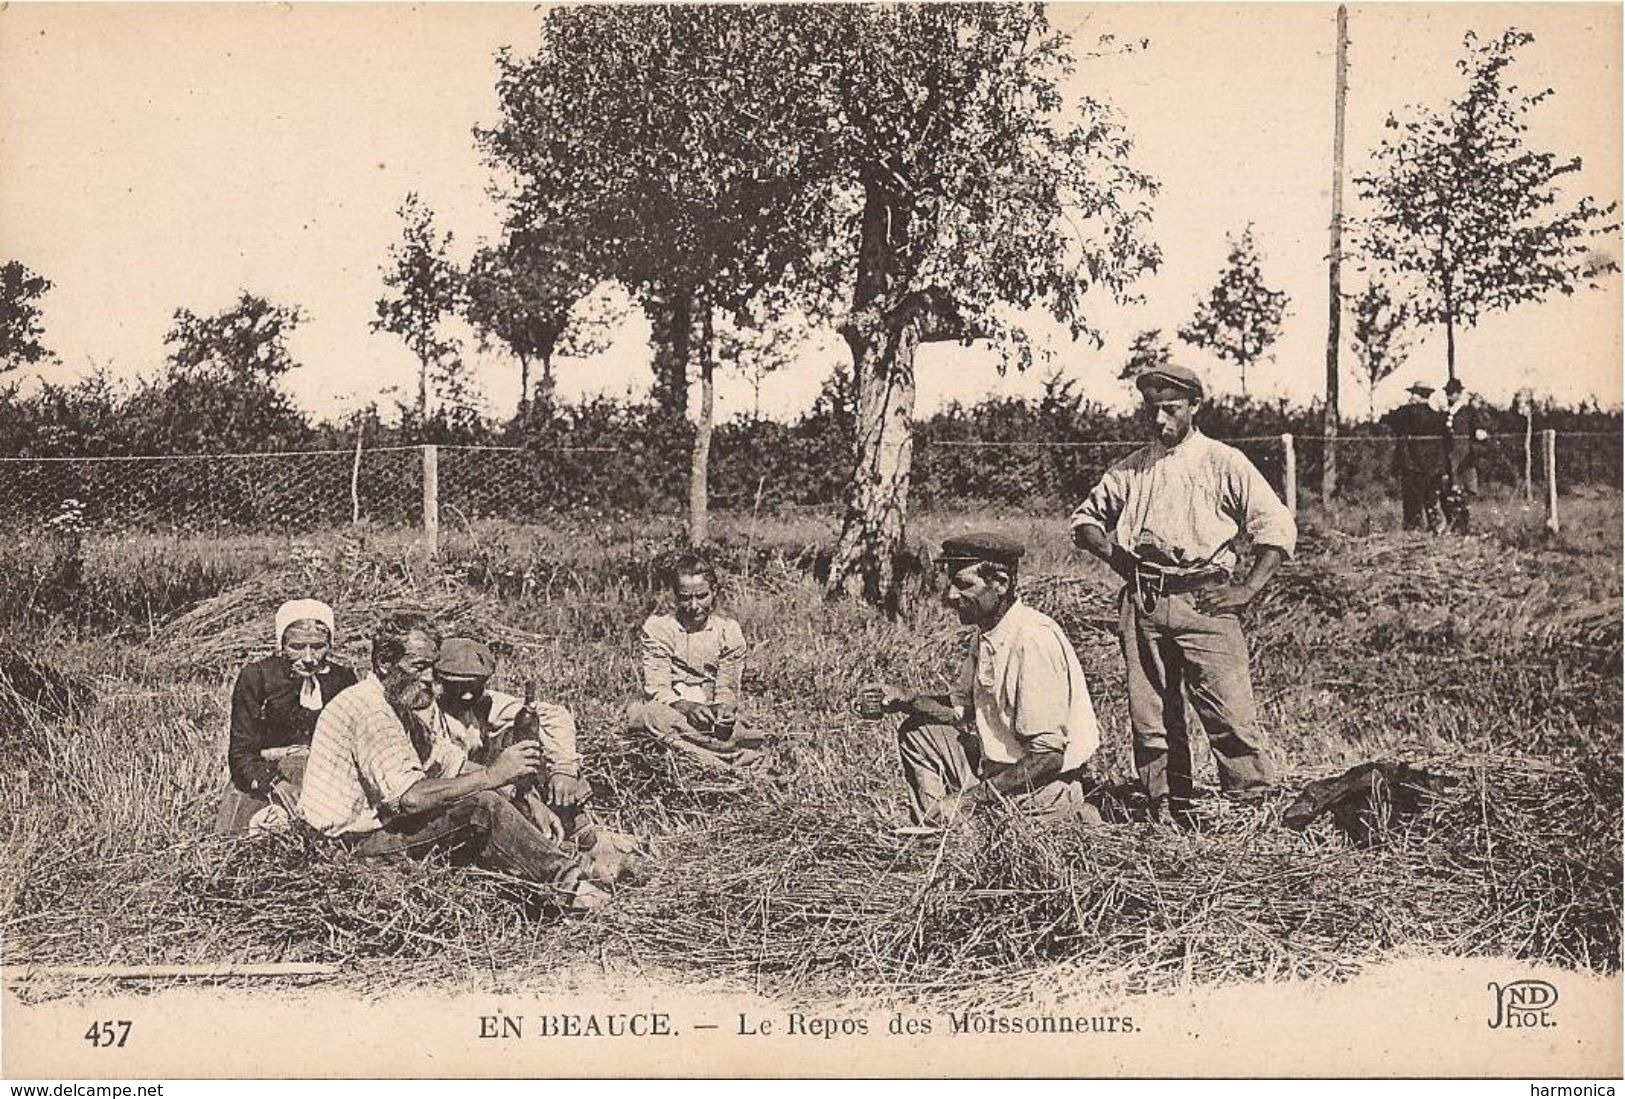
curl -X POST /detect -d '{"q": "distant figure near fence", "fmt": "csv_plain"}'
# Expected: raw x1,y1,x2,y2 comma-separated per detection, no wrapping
1382,382,1450,531
1440,378,1486,533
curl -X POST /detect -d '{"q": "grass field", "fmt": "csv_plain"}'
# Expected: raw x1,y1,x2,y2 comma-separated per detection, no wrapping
1,494,1619,1006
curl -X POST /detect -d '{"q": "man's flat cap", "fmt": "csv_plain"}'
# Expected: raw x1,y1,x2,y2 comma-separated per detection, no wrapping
939,532,1025,568
1443,378,1464,395
436,637,496,678
1406,381,1435,397
1135,364,1205,399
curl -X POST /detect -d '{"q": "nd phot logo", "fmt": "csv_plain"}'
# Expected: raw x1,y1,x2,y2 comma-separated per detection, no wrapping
1488,979,1558,1029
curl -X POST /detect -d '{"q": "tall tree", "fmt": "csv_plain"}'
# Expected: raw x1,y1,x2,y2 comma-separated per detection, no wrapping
146,292,310,451
1,260,54,373
1353,28,1619,385
481,5,838,544
464,236,604,411
1178,225,1289,398
373,193,465,420
820,5,1160,611
1347,280,1415,419
165,292,306,382
1119,328,1173,381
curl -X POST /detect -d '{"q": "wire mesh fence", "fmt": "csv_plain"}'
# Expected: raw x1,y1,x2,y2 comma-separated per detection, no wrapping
0,429,1616,536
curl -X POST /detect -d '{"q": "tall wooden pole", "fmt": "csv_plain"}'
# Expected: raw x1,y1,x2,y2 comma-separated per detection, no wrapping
1323,4,1349,506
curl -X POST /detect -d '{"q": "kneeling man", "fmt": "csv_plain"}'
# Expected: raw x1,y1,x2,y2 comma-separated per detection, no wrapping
858,534,1102,825
299,614,602,905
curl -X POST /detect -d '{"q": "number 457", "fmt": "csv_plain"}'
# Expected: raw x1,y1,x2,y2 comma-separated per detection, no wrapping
84,1020,132,1048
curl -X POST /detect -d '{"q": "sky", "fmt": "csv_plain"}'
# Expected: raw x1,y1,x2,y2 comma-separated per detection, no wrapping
1,3,1619,427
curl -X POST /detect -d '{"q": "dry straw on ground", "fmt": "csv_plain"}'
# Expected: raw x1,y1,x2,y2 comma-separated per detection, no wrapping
3,515,1620,1002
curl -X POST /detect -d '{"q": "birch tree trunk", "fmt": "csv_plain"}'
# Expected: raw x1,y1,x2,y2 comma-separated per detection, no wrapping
688,298,714,546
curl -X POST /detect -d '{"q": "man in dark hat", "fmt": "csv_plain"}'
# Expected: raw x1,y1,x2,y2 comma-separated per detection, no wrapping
1070,364,1295,826
1382,381,1449,531
855,532,1103,825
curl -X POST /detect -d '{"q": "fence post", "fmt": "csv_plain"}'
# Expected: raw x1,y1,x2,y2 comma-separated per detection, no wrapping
421,444,439,555
349,426,364,525
1280,432,1298,516
1523,406,1534,503
1542,429,1559,534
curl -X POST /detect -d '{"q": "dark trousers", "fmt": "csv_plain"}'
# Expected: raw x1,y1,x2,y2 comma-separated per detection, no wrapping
1399,471,1433,531
1120,588,1275,806
347,790,581,890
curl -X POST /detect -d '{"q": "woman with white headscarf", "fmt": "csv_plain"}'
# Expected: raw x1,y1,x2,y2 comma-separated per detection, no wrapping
215,599,359,834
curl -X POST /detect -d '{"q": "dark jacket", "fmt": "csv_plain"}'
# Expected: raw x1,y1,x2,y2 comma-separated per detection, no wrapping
1382,402,1448,477
228,655,358,795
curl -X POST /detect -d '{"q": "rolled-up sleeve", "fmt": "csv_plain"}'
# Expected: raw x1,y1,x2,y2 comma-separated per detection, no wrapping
1227,457,1297,558
1010,635,1070,757
487,691,581,776
713,619,747,708
639,618,679,705
1070,465,1129,539
353,712,425,810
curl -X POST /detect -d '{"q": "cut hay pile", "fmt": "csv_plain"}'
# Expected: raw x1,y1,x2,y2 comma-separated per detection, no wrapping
573,754,1619,1000
13,755,1611,1001
149,561,556,678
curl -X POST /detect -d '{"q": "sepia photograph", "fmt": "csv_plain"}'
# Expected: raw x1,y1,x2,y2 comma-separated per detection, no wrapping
0,1,1620,1081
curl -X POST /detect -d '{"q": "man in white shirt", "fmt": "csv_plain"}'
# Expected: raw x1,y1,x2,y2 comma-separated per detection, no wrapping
1070,364,1296,826
299,615,606,906
857,533,1102,826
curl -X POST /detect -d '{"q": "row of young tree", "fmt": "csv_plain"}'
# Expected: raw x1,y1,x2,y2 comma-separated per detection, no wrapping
2,11,1616,612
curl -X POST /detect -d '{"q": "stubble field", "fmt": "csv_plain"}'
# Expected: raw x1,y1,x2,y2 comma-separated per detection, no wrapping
1,492,1620,1007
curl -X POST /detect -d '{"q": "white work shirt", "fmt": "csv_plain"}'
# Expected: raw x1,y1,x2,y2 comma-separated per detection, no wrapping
419,690,581,777
298,677,468,837
949,600,1100,773
1070,429,1297,572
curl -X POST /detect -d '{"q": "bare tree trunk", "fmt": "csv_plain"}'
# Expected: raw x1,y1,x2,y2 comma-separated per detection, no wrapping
1323,3,1349,505
1442,273,1457,386
517,351,531,416
827,318,919,614
688,297,714,546
646,287,694,423
418,357,429,421
535,350,556,409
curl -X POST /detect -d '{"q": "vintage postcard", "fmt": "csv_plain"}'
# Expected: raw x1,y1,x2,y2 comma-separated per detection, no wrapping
1,2,1619,1081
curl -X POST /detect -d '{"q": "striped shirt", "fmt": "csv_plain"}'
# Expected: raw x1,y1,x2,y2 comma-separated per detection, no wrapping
298,676,467,837
1070,429,1297,572
949,600,1101,773
639,613,747,707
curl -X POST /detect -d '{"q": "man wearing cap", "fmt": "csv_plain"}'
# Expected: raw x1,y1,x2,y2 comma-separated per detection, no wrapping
422,637,591,835
856,533,1102,826
1382,382,1449,531
1070,364,1295,825
299,614,610,907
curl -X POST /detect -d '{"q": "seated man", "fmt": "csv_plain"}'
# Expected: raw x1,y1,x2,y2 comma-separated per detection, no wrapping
628,553,756,769
422,637,591,836
857,533,1102,826
298,614,607,907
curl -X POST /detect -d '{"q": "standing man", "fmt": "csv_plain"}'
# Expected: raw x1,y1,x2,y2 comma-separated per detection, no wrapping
1382,382,1448,531
1070,364,1296,826
1440,378,1484,532
299,614,606,907
856,533,1102,826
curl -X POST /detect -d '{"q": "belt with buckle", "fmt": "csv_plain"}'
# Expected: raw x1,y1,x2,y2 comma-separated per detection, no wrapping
1133,561,1224,611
